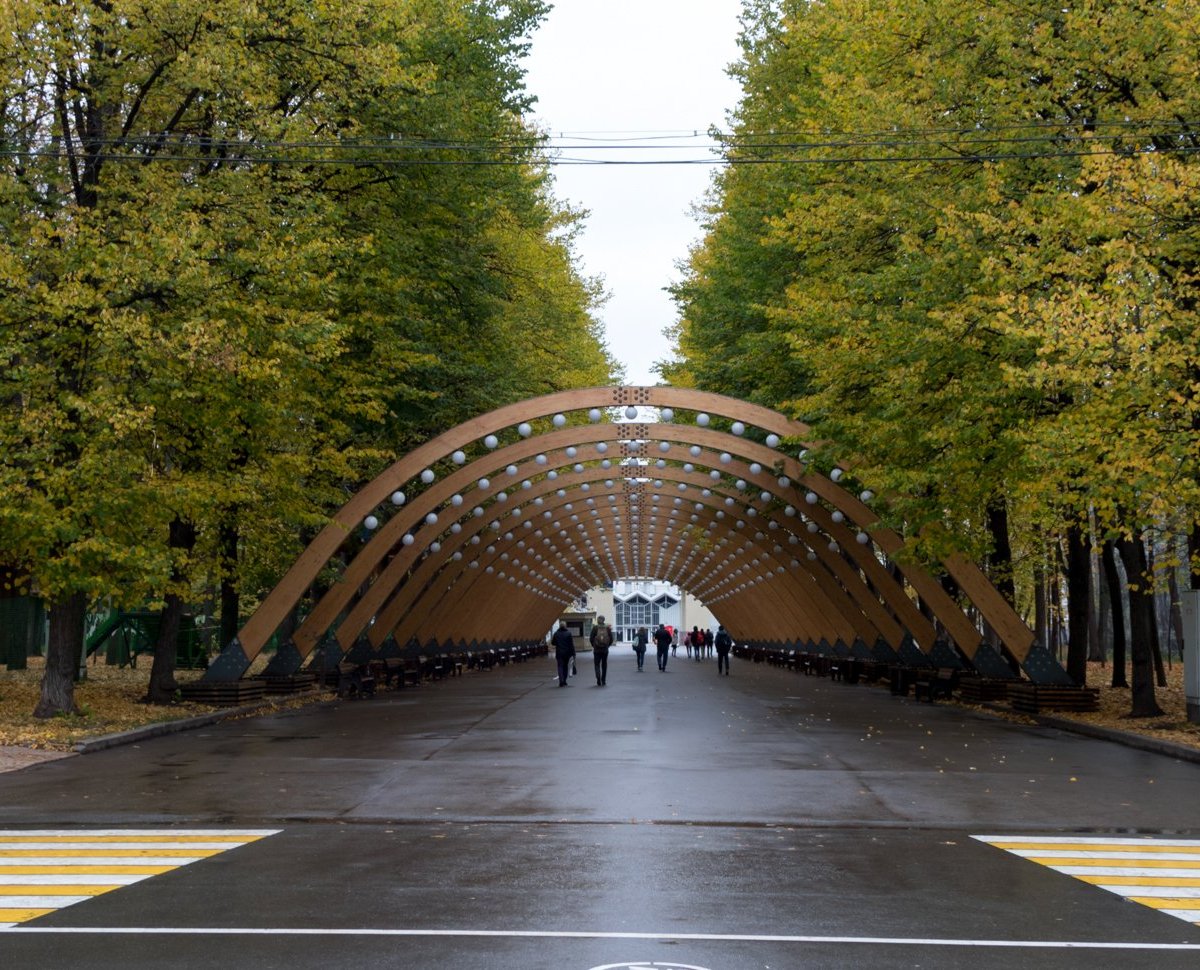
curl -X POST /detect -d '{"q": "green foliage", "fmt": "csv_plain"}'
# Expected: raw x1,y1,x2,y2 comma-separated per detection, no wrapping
0,0,614,625
670,0,1200,566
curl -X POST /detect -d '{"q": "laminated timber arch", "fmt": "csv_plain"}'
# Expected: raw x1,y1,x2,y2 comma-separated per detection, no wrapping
202,386,1071,685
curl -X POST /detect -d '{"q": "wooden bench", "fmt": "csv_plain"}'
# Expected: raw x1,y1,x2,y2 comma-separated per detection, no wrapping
913,667,958,702
376,658,405,689
336,662,375,698
889,665,919,696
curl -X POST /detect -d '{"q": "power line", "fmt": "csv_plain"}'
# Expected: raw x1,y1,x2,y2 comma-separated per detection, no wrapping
3,118,1198,168
3,144,1197,167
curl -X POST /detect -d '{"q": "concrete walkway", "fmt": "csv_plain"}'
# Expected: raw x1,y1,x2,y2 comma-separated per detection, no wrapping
1,649,1197,969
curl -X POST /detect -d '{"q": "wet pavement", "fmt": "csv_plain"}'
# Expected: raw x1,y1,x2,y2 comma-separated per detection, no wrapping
1,649,1198,969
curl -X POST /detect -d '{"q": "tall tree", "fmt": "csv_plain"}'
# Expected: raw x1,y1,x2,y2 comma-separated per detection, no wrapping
670,0,1200,712
1,0,614,713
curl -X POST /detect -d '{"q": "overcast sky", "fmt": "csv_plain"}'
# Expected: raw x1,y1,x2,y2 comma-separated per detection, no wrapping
522,1,745,386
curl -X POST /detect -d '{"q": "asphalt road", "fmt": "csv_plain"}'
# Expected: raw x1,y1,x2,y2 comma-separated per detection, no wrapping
1,648,1198,969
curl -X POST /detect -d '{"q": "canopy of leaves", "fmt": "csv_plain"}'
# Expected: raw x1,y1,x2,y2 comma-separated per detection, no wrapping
668,0,1200,567
0,0,616,615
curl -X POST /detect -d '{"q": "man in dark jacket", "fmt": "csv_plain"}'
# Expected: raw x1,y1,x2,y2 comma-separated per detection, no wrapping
551,620,576,686
633,626,648,671
715,625,733,676
590,616,613,686
653,624,672,671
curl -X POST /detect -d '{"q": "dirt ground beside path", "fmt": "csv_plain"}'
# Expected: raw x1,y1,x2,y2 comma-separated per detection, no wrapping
1,656,1197,771
0,655,320,762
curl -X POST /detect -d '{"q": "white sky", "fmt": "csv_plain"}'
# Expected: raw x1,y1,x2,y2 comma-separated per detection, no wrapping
522,0,746,386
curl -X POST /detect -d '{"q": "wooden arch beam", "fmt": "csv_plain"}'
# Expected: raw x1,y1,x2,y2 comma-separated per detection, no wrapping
202,386,1050,684
375,461,913,653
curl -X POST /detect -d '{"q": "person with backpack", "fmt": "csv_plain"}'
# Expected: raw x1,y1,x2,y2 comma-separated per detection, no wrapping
715,624,733,676
590,616,613,686
690,626,703,661
633,626,648,671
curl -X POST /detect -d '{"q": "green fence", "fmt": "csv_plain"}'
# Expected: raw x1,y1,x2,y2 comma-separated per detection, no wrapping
85,611,211,669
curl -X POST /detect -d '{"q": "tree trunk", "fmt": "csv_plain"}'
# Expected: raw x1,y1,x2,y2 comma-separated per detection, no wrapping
1094,539,1112,662
220,520,240,649
1064,523,1090,685
1101,540,1128,688
145,517,197,704
34,592,86,718
1087,537,1103,661
1116,534,1164,717
1168,559,1185,666
1191,522,1200,590
1049,558,1064,661
1146,540,1168,687
986,495,1016,603
1033,557,1049,652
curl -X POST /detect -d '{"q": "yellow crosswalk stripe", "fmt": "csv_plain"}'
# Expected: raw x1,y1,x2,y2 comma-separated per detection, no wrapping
1077,876,1200,887
974,835,1200,928
983,841,1200,854
0,829,278,927
0,909,53,922
0,835,266,844
1025,856,1200,868
0,866,173,875
1129,897,1200,910
0,849,222,858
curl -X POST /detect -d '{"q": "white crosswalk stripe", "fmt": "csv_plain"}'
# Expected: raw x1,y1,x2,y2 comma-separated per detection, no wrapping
0,829,278,928
974,834,1200,927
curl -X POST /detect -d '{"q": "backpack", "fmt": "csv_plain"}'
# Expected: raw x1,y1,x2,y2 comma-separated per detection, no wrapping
594,624,612,648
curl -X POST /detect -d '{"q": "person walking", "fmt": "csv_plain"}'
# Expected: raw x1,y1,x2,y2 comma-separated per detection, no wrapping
654,623,672,671
690,626,703,661
704,627,714,659
552,620,576,686
590,615,613,686
633,626,648,671
715,624,733,676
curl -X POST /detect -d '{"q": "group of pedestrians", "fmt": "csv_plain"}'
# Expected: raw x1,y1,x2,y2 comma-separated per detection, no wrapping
552,617,733,685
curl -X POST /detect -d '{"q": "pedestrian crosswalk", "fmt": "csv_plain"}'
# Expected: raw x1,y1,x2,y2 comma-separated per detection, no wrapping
0,829,279,927
974,835,1200,927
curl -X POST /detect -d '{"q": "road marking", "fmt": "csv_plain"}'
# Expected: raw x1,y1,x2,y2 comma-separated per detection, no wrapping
0,830,278,929
974,834,1200,927
1,926,1199,949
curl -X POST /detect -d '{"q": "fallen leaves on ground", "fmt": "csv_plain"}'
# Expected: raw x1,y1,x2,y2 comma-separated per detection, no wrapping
0,655,324,750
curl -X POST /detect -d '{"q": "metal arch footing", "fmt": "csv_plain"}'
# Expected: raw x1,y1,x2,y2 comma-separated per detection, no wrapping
201,637,253,683
898,633,934,668
1021,641,1076,685
871,637,901,663
969,640,1019,680
928,638,965,669
262,640,305,677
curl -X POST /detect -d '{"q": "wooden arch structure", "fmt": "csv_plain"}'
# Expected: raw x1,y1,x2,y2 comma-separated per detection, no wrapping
202,386,1071,685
